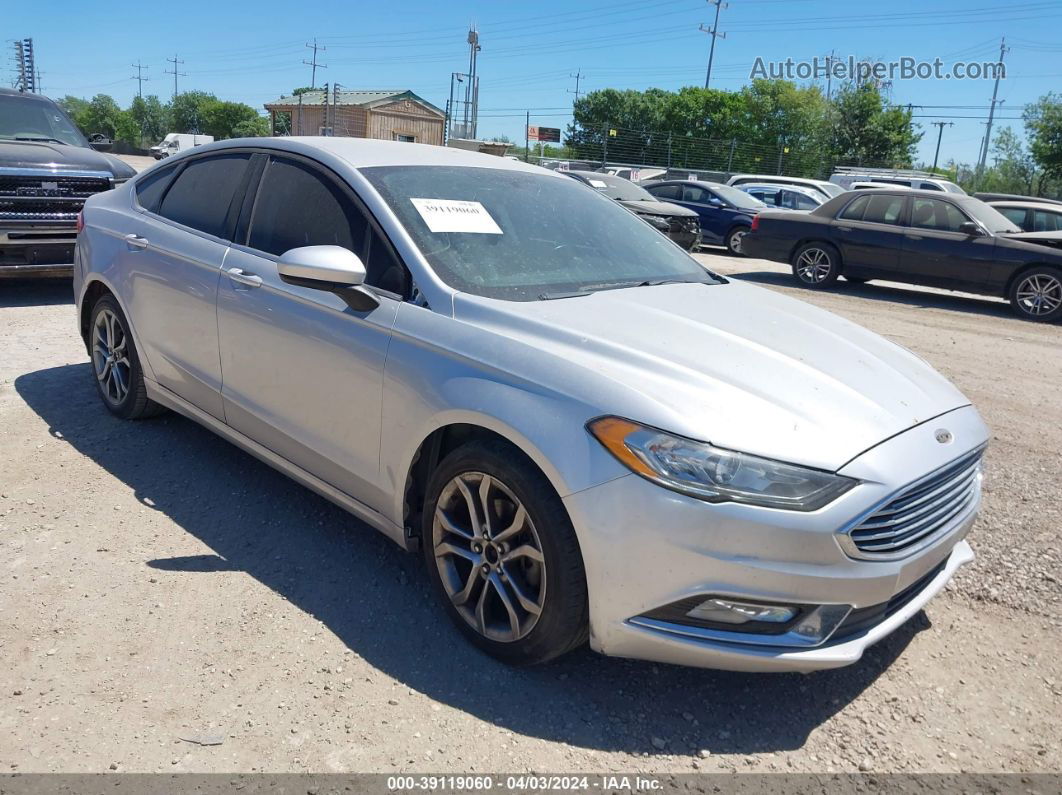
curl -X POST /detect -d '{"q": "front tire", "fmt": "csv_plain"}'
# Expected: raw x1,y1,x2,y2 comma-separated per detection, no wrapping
89,295,165,419
1009,267,1062,322
725,225,750,256
421,439,589,665
792,242,841,288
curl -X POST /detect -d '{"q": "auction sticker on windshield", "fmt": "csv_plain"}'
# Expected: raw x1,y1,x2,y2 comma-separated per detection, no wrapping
410,198,503,234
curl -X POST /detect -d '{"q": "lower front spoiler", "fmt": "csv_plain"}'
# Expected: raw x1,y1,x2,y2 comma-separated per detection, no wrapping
0,263,74,279
603,540,974,673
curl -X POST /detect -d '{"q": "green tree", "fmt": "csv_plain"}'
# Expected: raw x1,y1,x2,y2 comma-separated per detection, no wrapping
78,94,123,138
201,100,269,139
827,84,921,168
168,91,217,134
1024,93,1062,190
56,96,90,131
129,95,169,144
112,111,141,146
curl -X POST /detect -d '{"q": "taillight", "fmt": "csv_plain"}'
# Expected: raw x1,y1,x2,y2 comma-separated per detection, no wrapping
750,214,760,232
77,211,84,233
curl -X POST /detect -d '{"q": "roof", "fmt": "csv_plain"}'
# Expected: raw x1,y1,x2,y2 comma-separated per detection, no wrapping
987,200,1062,211
172,136,561,175
265,89,445,117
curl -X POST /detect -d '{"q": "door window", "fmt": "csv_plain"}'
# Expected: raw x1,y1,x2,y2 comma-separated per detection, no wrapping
792,192,820,210
838,195,870,221
862,195,905,225
681,185,709,203
910,199,969,232
646,184,680,201
1033,210,1062,232
156,153,251,238
998,207,1029,229
248,157,368,259
134,164,179,212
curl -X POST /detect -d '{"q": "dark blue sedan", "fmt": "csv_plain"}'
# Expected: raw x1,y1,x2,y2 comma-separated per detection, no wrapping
644,180,768,256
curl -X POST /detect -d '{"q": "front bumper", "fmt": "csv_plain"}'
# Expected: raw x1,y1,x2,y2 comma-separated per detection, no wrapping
0,224,77,278
563,404,987,672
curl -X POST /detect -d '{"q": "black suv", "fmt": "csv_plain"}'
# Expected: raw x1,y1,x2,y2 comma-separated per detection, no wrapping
1,88,136,278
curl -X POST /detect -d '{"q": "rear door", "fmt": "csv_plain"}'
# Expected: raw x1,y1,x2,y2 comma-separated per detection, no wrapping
123,151,253,418
216,152,404,507
899,198,997,290
830,193,907,275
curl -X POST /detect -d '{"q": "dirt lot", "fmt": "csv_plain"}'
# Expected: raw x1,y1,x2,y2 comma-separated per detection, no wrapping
0,250,1059,775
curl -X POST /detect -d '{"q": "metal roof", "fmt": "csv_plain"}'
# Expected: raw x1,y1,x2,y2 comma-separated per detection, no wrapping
265,89,444,116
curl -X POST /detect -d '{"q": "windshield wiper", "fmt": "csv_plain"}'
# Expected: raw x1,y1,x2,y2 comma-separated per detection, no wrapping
538,290,593,300
539,278,708,300
13,136,68,145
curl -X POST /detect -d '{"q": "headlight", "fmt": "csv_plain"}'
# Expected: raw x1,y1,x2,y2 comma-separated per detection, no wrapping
587,417,857,511
642,214,670,231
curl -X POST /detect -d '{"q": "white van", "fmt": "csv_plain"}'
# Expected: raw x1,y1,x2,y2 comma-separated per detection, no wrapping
150,133,215,160
830,167,964,194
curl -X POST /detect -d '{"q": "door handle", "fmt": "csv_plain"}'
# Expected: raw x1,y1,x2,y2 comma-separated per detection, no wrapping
226,267,263,288
836,226,853,232
905,234,924,240
124,233,149,251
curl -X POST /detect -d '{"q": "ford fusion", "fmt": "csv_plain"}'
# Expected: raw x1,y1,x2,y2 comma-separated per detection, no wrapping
74,138,987,671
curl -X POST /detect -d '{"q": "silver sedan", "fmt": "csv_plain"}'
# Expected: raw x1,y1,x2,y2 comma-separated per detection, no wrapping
74,138,988,671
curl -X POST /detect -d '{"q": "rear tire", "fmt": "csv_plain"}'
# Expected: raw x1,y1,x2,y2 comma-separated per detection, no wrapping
725,225,750,256
791,242,841,288
421,439,589,665
1008,267,1062,323
89,294,165,420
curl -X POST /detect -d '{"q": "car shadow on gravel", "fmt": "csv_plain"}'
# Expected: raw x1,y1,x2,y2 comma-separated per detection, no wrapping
0,278,73,308
16,362,929,758
734,270,1016,321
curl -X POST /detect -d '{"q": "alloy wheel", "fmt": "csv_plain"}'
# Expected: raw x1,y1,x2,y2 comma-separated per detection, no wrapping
1015,273,1062,317
432,472,546,643
92,308,131,406
796,247,833,283
728,228,747,254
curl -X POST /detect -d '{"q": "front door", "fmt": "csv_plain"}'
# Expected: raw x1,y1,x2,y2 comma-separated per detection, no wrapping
899,197,998,290
215,153,405,508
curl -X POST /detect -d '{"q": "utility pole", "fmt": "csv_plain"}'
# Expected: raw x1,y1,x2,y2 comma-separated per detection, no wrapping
699,0,727,89
130,61,150,98
825,49,835,101
568,68,584,103
930,121,954,172
322,82,329,135
164,54,186,101
976,36,1009,179
14,38,36,93
303,38,327,88
464,26,481,139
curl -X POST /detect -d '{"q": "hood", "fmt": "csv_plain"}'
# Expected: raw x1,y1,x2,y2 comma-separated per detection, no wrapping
999,230,1062,251
0,140,136,179
618,199,698,218
453,280,970,471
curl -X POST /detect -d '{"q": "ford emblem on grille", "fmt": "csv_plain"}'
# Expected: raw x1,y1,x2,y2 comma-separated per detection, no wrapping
934,429,953,444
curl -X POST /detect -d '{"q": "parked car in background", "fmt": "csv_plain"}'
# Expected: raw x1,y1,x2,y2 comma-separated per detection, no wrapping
565,170,700,250
644,179,767,255
830,167,965,194
987,200,1062,233
599,165,667,182
743,188,1062,322
974,192,1062,206
0,87,136,278
736,182,824,210
150,132,215,160
726,173,844,200
76,137,988,672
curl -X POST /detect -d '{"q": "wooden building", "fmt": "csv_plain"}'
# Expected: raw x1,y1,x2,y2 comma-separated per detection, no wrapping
265,90,446,145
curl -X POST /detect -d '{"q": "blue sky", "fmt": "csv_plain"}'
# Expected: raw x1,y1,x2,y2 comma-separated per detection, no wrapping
8,0,1062,165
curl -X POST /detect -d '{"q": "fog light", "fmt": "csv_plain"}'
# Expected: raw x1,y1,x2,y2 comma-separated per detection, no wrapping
686,598,797,625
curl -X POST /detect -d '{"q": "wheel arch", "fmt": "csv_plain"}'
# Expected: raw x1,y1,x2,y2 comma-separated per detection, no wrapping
77,276,157,382
789,237,840,265
1003,262,1062,300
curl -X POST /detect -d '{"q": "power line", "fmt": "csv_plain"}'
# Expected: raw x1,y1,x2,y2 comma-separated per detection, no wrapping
303,38,327,88
164,53,186,100
130,61,150,98
699,0,728,89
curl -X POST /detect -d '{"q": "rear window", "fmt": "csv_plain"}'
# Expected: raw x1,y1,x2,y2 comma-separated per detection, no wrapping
838,195,870,221
134,165,178,213
863,195,905,225
157,154,250,238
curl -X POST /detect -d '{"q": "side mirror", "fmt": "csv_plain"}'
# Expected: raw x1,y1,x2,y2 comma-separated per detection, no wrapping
958,221,984,237
277,245,379,311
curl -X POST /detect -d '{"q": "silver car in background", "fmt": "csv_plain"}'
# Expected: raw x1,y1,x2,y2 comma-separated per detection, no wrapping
74,138,988,671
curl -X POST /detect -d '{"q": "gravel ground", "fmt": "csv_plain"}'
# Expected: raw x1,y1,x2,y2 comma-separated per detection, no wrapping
0,248,1059,775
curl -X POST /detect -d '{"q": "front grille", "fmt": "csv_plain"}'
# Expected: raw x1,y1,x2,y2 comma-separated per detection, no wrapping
668,216,699,234
0,174,112,222
848,448,983,555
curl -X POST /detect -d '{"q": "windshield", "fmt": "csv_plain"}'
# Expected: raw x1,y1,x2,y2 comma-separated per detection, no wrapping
363,165,720,301
820,183,845,198
573,172,656,202
710,183,766,210
0,94,88,147
963,199,1022,234
942,181,966,195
